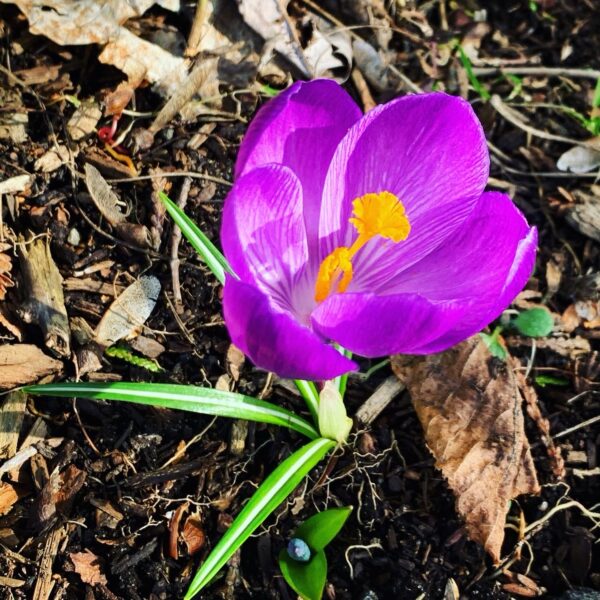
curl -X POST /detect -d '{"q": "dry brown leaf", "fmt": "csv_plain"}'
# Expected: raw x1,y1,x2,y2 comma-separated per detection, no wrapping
0,0,186,97
69,549,107,586
0,344,62,389
391,336,540,562
181,514,206,556
94,275,161,347
0,482,18,516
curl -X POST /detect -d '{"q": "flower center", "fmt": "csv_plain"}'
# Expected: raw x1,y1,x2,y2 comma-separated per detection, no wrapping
314,191,411,302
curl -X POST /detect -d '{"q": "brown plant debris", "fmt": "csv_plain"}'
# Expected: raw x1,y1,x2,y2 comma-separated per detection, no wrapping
69,549,108,586
0,482,19,516
17,235,70,357
0,343,62,389
391,336,541,562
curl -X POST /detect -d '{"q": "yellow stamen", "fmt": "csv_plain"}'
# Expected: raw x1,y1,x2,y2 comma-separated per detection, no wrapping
314,191,410,302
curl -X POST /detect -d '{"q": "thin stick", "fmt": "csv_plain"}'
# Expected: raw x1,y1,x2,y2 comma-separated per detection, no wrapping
186,0,209,57
553,414,600,440
490,95,588,147
170,177,192,314
473,66,600,80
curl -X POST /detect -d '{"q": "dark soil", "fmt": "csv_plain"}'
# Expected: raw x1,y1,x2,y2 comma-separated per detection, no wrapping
0,1,599,599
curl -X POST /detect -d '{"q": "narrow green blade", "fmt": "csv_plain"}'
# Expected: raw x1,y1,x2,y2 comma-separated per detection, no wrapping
25,382,318,439
185,438,335,599
159,191,234,284
293,379,320,425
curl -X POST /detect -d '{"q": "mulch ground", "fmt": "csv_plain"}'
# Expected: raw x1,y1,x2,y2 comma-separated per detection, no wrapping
0,1,599,599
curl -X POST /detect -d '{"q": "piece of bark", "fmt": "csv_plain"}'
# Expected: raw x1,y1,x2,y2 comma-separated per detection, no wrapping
0,344,62,389
355,376,405,425
0,482,18,516
0,390,27,459
32,525,67,600
391,336,540,563
17,236,70,357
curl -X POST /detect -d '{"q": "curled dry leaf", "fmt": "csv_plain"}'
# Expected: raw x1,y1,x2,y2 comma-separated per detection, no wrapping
557,144,600,174
0,0,186,97
391,336,540,562
69,549,107,586
67,98,102,141
565,190,600,243
238,0,352,79
84,164,152,248
94,275,161,347
182,514,206,556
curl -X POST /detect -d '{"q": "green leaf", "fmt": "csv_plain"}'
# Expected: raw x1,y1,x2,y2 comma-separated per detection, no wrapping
535,375,569,387
184,438,335,599
480,326,507,360
332,345,352,398
294,379,320,425
457,45,491,101
105,345,163,373
513,308,554,337
294,506,352,552
278,548,327,600
159,191,233,285
25,382,318,440
318,383,352,444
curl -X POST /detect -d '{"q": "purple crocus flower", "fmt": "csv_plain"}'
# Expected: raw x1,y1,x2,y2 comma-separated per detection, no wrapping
221,80,537,381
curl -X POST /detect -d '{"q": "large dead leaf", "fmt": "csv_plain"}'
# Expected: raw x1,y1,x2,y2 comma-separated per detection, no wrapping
391,336,540,562
0,0,186,96
0,344,62,389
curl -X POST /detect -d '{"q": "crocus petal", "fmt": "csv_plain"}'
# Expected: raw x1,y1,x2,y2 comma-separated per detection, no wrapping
320,93,489,289
413,232,537,352
311,292,467,357
221,165,308,313
223,276,357,380
312,193,536,358
235,80,362,252
386,191,537,353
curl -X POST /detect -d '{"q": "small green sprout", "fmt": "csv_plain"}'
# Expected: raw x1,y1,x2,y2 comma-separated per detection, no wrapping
278,507,352,600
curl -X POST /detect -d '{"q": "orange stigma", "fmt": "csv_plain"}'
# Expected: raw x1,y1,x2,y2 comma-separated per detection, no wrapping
314,191,411,302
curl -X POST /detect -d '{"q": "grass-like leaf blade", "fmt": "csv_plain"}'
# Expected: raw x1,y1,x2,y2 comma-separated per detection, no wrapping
185,438,335,599
293,379,320,425
159,191,234,284
25,382,318,440
279,548,327,600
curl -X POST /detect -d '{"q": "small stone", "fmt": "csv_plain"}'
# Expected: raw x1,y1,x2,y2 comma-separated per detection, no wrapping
287,538,311,562
67,228,81,246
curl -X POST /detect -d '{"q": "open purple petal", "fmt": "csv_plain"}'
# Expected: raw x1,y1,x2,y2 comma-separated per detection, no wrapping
413,228,537,350
223,276,357,380
311,291,467,357
221,165,308,313
235,80,362,253
319,93,489,288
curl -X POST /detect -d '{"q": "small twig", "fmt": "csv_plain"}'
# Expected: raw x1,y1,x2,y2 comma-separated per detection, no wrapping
351,67,376,112
472,66,600,80
553,413,600,440
71,398,102,457
490,94,588,147
186,0,209,57
170,177,192,314
355,376,405,425
108,171,231,187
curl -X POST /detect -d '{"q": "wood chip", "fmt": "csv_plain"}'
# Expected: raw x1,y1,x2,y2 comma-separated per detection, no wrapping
0,390,27,459
17,236,71,357
0,344,62,389
69,549,108,586
0,482,18,516
391,336,540,562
